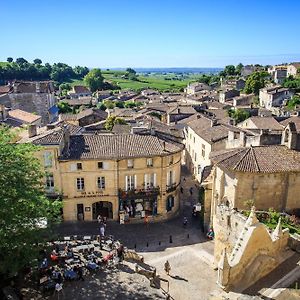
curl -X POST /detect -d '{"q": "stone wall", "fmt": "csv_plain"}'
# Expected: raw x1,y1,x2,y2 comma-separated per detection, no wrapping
215,206,290,291
1,93,56,125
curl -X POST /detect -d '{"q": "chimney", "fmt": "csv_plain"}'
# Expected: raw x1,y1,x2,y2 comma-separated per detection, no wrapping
28,124,37,138
63,124,70,151
197,114,201,119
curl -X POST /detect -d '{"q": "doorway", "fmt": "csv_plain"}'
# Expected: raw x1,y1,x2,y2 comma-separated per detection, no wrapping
92,201,113,219
77,203,84,220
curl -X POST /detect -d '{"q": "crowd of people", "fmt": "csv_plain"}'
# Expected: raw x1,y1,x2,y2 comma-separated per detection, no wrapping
37,235,125,296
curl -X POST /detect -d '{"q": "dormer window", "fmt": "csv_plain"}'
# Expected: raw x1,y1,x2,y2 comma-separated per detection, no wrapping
98,161,103,169
147,158,153,167
77,163,82,170
127,159,134,168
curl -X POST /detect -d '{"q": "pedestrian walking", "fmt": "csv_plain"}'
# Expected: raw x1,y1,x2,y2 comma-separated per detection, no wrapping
180,186,184,193
183,216,188,227
183,177,186,182
100,225,105,237
164,260,171,276
189,187,193,196
144,215,149,228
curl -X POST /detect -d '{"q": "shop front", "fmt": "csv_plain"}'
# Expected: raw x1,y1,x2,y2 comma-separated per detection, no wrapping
118,187,160,223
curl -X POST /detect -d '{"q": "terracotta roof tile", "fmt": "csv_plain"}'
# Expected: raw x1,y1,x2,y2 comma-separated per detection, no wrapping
211,145,300,173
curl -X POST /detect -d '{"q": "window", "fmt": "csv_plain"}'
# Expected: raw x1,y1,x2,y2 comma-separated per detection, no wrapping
144,173,156,188
147,158,153,167
97,176,105,189
167,170,175,186
188,145,191,152
76,178,85,190
127,159,134,168
125,175,136,190
198,165,202,175
201,144,206,158
98,161,103,169
77,163,82,170
166,195,175,212
193,137,195,143
194,153,197,161
46,174,54,190
43,151,52,167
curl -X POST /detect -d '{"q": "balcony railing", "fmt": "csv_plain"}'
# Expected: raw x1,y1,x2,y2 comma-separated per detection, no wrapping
119,186,160,199
166,182,177,193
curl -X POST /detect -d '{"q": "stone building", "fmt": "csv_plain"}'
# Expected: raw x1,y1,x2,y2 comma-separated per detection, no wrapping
209,145,300,215
287,63,300,77
185,82,211,95
214,206,290,291
20,124,184,222
0,81,56,125
219,89,240,103
259,86,293,109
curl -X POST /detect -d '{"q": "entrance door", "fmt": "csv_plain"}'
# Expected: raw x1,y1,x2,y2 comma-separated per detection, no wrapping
92,201,113,219
77,204,84,220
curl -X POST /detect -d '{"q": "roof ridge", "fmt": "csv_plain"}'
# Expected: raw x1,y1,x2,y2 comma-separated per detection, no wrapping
215,148,245,166
250,146,260,172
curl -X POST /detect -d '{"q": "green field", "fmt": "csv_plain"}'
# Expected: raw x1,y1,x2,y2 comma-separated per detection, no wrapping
101,71,193,92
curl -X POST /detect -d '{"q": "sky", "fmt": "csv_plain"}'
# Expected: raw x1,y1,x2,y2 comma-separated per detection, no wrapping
1,0,300,68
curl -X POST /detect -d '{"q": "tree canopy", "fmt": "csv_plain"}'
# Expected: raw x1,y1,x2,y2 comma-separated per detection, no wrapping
84,69,104,92
104,115,127,131
0,126,61,278
244,71,268,95
0,58,89,84
227,108,250,123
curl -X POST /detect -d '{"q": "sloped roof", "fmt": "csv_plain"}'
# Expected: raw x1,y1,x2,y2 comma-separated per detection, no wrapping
210,145,300,173
8,109,41,124
280,116,300,132
239,117,283,131
60,134,184,160
73,85,91,94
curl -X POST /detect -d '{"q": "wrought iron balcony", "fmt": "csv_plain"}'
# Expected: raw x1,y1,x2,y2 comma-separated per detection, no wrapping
166,182,177,193
119,186,160,200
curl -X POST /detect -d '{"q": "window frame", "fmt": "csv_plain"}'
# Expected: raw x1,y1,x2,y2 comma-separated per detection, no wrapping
76,177,85,191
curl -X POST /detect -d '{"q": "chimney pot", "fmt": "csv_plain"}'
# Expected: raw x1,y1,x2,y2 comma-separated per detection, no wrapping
28,124,37,138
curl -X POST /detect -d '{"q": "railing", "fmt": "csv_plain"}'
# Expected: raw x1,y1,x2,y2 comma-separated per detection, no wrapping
119,186,160,199
166,182,177,193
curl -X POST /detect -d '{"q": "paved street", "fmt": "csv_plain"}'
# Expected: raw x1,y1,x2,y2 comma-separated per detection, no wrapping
53,168,220,299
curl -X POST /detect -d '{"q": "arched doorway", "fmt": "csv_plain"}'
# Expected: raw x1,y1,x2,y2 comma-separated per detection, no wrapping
92,201,113,219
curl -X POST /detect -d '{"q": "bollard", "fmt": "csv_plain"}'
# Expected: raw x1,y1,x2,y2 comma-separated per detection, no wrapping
187,234,189,239
169,235,173,243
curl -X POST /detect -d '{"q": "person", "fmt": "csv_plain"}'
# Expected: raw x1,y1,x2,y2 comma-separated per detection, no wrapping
183,216,188,227
180,186,183,193
100,225,105,237
192,206,197,217
77,266,84,281
189,187,193,196
164,260,171,276
207,228,214,240
144,215,149,228
97,215,102,224
117,244,124,262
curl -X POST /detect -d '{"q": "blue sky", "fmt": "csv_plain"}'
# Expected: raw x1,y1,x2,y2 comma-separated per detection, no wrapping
1,0,300,67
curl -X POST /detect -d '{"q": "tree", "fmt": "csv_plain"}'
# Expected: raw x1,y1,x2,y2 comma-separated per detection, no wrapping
97,103,107,111
235,63,244,75
0,126,61,278
57,101,72,113
115,101,125,108
126,68,136,75
104,116,127,131
244,71,268,95
33,58,42,65
6,57,13,63
84,69,104,92
16,57,28,65
224,65,236,76
286,96,300,110
227,108,250,123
